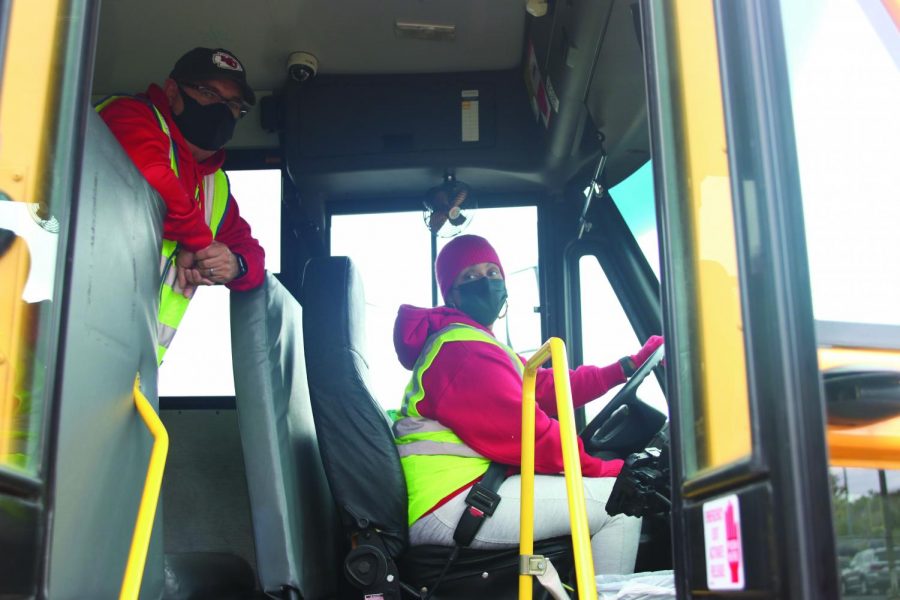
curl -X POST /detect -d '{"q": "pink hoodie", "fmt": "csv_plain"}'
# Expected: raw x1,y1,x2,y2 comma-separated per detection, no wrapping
393,304,626,484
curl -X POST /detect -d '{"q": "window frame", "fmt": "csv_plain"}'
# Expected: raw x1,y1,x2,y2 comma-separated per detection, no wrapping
157,165,285,402
562,192,664,428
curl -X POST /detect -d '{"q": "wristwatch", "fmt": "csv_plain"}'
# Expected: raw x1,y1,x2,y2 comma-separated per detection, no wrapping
234,253,248,280
619,356,637,378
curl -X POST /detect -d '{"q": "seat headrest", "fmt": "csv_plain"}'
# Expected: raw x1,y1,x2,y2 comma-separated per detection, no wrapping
301,256,367,362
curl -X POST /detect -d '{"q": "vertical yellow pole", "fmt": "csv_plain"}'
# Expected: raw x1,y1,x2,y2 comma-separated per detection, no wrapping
520,357,538,600
549,338,596,598
521,338,597,600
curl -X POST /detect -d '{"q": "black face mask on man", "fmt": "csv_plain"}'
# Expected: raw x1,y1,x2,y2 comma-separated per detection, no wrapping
173,86,236,151
454,277,508,327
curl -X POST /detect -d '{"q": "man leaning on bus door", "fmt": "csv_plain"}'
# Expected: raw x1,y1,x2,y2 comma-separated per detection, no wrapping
97,47,265,364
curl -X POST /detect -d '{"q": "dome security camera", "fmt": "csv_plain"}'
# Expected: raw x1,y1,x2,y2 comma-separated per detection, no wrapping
287,52,318,83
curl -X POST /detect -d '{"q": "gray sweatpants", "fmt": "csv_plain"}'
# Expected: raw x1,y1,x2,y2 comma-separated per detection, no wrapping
409,475,642,575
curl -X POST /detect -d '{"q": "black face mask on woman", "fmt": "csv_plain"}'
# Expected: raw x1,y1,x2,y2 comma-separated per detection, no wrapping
173,87,236,151
454,277,508,326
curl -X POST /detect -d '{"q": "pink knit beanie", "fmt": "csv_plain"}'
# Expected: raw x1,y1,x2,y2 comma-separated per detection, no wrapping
435,235,505,302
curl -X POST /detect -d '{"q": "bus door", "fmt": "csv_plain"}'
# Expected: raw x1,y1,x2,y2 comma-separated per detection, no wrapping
1,1,170,598
0,0,95,596
643,1,840,597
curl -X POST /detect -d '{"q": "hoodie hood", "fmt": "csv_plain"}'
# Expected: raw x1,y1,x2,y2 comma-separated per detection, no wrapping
393,304,494,370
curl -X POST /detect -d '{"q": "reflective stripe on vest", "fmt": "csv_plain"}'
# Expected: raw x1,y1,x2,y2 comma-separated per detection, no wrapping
96,96,231,364
156,169,230,364
392,323,524,525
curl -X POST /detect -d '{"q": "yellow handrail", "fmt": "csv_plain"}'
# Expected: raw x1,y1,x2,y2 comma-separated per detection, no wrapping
520,338,597,600
119,375,169,600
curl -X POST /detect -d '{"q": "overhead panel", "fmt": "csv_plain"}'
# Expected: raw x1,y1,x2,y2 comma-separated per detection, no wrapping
280,70,545,199
93,0,527,93
279,0,650,200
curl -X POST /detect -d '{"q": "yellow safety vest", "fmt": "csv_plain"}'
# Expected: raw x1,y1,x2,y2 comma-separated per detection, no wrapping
391,323,524,525
95,96,231,364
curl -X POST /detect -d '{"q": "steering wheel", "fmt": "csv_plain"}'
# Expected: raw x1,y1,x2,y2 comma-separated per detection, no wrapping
581,344,665,451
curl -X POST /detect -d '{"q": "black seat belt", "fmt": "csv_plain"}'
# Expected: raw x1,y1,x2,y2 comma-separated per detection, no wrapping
423,462,509,600
453,461,508,546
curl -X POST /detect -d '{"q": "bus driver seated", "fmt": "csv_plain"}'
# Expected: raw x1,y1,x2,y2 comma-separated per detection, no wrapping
391,234,663,574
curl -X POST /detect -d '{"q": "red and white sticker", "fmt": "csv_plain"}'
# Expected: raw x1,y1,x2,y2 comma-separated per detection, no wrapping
213,51,242,71
703,494,745,590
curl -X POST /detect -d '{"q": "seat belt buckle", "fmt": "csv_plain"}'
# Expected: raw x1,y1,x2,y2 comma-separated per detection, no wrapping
464,481,502,518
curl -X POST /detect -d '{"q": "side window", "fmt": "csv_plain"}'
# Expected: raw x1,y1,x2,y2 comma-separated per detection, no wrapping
781,7,900,595
577,159,665,420
158,169,282,397
330,211,434,411
331,206,539,409
579,255,666,420
610,160,659,277
831,467,900,581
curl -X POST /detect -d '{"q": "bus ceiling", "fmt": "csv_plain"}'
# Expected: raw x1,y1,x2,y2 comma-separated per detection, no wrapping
93,0,651,202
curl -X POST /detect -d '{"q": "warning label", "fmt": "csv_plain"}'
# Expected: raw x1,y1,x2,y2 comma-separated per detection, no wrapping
461,89,479,142
703,494,745,590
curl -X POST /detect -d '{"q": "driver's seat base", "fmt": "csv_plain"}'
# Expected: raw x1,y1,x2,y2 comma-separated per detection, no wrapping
398,537,575,600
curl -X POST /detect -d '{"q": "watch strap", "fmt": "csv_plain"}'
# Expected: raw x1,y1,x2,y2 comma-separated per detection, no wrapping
619,356,637,378
234,253,248,279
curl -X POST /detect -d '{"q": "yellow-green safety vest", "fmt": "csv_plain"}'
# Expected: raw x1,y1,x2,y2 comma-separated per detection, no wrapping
95,95,231,364
391,323,524,526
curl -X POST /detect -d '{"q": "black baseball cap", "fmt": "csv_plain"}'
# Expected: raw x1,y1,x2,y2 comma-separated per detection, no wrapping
170,47,256,105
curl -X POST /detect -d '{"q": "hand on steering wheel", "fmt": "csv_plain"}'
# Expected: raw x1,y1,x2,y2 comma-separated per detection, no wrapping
581,343,666,450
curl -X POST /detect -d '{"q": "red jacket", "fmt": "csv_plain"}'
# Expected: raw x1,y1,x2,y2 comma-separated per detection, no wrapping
393,304,625,479
98,84,264,291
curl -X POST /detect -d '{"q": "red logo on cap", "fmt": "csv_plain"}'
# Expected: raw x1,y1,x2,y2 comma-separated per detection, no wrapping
213,51,242,72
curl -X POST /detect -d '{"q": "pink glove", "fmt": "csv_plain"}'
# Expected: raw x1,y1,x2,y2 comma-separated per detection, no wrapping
630,335,664,369
584,457,625,478
598,458,624,478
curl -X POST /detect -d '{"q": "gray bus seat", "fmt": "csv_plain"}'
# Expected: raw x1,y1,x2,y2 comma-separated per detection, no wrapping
48,107,167,599
51,107,255,600
300,256,574,599
230,273,341,599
